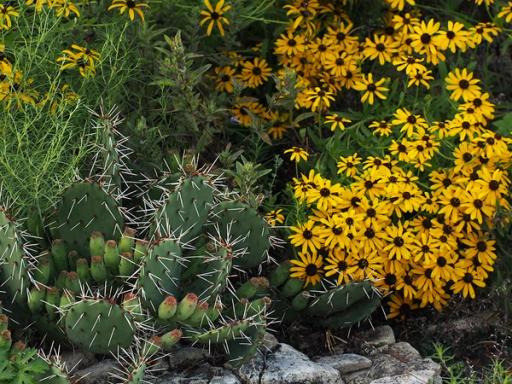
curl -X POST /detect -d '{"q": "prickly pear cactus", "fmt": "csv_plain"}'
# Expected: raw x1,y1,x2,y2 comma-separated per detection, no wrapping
208,201,271,269
270,261,381,329
138,239,183,312
63,298,136,354
151,176,214,244
49,182,124,258
0,209,31,305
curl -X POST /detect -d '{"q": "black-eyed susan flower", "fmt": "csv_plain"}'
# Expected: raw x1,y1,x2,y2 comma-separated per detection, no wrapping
407,69,434,89
274,31,306,56
363,34,399,65
387,294,417,320
445,68,481,101
265,209,285,226
385,0,415,11
305,87,335,112
108,0,148,22
452,269,485,299
325,249,353,286
199,0,230,36
214,66,236,93
392,108,429,137
438,21,469,53
53,0,80,18
0,70,38,109
498,2,512,23
284,146,309,163
0,3,19,30
369,120,393,136
353,73,388,105
57,44,100,78
306,178,344,211
461,232,496,265
290,251,324,287
383,224,415,260
348,250,384,280
289,220,323,253
393,55,426,75
239,58,271,88
324,114,351,131
410,19,445,64
337,153,361,177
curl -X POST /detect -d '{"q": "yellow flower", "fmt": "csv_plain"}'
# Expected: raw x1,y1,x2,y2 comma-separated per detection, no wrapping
324,114,351,131
290,251,324,287
199,0,231,36
337,153,361,177
353,73,388,105
445,68,481,102
289,220,322,253
274,31,306,56
438,21,470,53
304,87,335,112
498,2,512,23
265,209,285,226
108,0,148,22
57,45,100,78
239,58,271,88
214,66,236,93
53,0,80,18
0,3,19,30
284,147,309,163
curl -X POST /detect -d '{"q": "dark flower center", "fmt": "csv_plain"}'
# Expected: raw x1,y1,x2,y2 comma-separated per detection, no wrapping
358,259,369,268
407,115,417,124
364,228,375,238
320,187,330,197
367,208,376,217
489,180,500,191
459,79,470,89
420,33,431,44
463,272,473,283
252,67,262,76
476,240,487,252
367,84,377,92
338,260,348,270
376,43,385,52
462,152,473,162
305,264,318,276
385,273,397,285
288,39,297,47
436,256,447,267
450,198,460,207
393,237,404,247
127,0,136,8
446,31,455,39
473,199,483,208
303,230,313,239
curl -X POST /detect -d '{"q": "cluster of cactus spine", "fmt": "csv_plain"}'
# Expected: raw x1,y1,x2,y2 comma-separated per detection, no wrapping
270,260,382,329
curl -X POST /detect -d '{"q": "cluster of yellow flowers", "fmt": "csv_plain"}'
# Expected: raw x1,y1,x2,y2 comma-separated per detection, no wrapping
204,0,512,317
209,0,512,143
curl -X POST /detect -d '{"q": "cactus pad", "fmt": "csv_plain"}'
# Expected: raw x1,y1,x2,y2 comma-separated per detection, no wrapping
50,182,124,259
138,239,183,312
64,299,135,354
151,176,213,244
0,209,30,305
208,201,270,269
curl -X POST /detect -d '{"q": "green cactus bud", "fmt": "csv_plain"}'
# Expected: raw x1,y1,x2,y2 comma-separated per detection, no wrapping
90,231,105,257
161,329,182,351
60,290,75,309
236,277,270,299
190,320,251,344
65,271,80,293
119,252,135,276
142,336,161,358
158,295,178,321
104,240,120,274
0,314,8,332
0,330,12,352
291,291,310,311
173,293,198,321
270,261,291,287
133,240,148,265
56,270,68,289
90,256,107,283
119,227,136,254
28,286,46,314
186,301,209,327
76,258,91,282
280,278,304,298
51,239,68,272
45,287,60,319
67,250,79,271
205,301,223,323
12,340,25,353
34,255,52,285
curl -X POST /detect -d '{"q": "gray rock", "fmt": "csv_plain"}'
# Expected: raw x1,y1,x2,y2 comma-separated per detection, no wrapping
344,369,371,384
168,347,211,370
315,353,372,374
157,367,241,384
369,369,442,384
60,350,97,371
364,326,396,348
372,342,421,362
74,359,117,384
239,343,343,384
